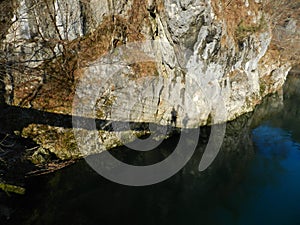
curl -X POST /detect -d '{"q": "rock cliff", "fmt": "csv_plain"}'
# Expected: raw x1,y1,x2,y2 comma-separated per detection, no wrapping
0,0,299,162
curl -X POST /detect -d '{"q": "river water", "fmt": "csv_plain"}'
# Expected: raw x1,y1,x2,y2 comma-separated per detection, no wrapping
2,74,300,225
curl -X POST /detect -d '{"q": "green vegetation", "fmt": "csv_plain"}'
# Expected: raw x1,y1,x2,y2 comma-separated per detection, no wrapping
235,16,267,41
0,183,25,195
260,82,267,95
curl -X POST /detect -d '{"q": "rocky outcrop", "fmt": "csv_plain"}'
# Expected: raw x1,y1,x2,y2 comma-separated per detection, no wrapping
0,0,298,161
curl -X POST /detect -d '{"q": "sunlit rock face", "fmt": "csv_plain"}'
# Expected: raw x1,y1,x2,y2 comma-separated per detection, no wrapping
2,0,292,124
0,0,296,159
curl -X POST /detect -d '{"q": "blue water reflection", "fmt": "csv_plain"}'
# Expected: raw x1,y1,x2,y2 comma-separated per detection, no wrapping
215,124,300,225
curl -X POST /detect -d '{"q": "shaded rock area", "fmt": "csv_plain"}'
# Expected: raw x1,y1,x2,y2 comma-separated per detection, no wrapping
0,132,37,186
0,102,175,190
0,122,75,194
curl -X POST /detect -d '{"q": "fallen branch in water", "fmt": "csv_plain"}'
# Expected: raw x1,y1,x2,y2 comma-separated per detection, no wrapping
26,159,76,177
0,183,26,195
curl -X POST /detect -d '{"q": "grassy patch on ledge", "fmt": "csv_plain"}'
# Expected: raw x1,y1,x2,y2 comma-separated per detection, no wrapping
235,16,267,41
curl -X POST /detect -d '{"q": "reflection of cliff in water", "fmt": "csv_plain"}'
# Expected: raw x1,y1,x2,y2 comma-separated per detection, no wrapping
271,74,300,141
3,109,257,225
252,73,300,143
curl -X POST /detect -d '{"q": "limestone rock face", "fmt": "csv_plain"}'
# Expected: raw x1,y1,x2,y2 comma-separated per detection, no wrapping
0,0,297,159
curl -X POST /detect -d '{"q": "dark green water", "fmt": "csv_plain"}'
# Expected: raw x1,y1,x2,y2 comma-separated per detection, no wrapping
2,74,300,225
